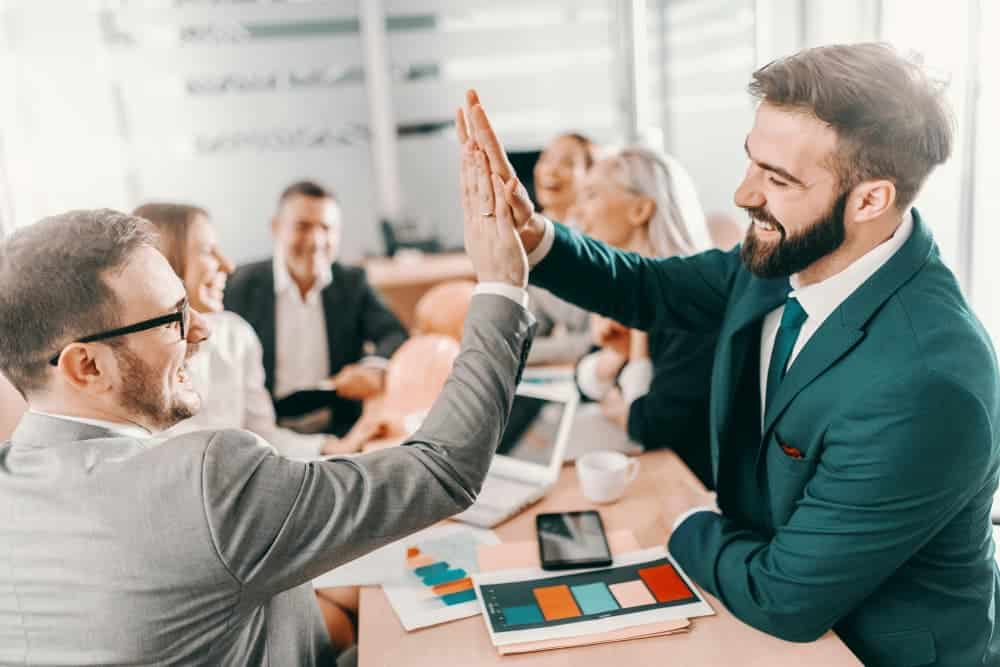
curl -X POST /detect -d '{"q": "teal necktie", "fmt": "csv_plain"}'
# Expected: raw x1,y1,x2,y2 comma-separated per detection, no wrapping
766,296,808,409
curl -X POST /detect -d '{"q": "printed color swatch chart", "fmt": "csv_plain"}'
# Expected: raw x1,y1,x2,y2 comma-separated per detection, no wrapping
406,544,477,606
473,547,714,647
480,557,696,632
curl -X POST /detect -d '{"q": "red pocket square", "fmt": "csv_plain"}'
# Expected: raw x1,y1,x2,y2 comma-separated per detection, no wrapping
779,442,804,459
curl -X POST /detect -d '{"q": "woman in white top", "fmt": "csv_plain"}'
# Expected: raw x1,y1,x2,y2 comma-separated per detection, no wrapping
571,147,718,486
135,203,379,459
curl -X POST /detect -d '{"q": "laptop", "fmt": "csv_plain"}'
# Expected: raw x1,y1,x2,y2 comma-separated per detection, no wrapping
454,380,579,528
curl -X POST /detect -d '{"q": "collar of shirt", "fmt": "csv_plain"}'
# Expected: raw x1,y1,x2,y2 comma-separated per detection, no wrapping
272,253,333,303
788,209,914,325
29,409,152,439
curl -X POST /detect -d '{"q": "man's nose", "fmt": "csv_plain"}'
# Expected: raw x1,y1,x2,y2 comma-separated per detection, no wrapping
734,167,765,210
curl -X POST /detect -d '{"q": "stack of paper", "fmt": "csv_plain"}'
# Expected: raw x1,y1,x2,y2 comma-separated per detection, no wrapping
473,535,713,654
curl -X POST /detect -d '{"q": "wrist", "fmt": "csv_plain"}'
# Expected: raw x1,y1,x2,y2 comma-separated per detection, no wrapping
520,214,547,254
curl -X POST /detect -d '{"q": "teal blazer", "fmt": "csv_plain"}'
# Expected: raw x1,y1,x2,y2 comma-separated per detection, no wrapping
531,210,1000,667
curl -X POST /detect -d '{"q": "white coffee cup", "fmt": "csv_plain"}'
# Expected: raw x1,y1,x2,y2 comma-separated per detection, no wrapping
576,451,640,504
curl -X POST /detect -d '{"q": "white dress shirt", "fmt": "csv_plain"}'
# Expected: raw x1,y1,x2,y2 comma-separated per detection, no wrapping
530,211,914,531
272,254,333,400
163,311,325,459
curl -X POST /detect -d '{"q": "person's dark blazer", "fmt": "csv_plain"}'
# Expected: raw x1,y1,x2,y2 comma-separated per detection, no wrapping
223,259,407,436
531,209,1000,667
626,327,717,489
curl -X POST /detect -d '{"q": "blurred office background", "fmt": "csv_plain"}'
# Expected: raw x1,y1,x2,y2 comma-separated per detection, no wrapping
0,0,996,346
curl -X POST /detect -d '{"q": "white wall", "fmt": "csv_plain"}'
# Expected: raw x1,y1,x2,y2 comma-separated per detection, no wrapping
1,2,129,229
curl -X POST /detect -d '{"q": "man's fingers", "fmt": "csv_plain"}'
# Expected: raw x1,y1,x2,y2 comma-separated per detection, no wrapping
461,142,479,221
470,104,514,181
464,89,481,147
455,107,470,144
475,150,495,218
504,177,534,224
491,173,513,227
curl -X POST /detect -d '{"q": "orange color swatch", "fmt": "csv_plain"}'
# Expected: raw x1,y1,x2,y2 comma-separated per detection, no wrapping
432,577,473,596
637,564,692,603
533,584,582,621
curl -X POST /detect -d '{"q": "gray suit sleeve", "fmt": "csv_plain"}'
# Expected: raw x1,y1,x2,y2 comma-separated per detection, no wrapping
200,294,535,602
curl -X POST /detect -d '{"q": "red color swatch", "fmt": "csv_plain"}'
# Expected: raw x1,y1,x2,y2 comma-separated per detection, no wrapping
637,564,693,603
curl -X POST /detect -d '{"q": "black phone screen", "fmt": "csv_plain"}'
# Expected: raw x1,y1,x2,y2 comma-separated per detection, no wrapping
536,511,613,570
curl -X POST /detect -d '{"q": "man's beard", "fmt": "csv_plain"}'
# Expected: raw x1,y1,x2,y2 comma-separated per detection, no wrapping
740,190,849,278
115,344,200,431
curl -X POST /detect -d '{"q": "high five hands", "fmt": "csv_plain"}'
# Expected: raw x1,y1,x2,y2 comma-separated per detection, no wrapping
456,90,547,287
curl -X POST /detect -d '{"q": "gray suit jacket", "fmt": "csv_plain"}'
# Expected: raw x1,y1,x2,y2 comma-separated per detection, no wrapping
0,294,534,666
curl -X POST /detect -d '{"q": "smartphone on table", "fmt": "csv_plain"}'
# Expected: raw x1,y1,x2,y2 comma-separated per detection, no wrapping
536,510,613,571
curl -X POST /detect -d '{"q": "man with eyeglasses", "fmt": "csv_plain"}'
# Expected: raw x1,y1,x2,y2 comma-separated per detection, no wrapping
0,205,532,666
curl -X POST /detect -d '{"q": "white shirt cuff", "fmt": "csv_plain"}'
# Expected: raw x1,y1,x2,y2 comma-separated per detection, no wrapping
526,217,556,268
576,351,615,401
473,283,529,309
672,506,719,533
619,359,654,406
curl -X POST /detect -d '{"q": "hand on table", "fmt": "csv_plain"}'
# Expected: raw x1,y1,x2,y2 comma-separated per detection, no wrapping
329,364,384,401
456,89,548,256
659,479,718,535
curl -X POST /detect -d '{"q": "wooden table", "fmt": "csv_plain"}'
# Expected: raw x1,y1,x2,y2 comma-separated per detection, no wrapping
364,252,474,330
357,450,861,666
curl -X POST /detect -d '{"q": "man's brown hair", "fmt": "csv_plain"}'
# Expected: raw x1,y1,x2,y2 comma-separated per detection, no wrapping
749,42,953,210
0,210,155,395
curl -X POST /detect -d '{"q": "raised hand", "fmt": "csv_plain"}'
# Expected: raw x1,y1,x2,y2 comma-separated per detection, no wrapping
458,90,548,254
458,133,528,287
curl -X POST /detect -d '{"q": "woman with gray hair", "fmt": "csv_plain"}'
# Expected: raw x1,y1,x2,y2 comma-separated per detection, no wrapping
572,146,717,485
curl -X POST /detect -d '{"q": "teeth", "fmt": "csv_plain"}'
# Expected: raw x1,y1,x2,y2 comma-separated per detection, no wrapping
754,219,776,232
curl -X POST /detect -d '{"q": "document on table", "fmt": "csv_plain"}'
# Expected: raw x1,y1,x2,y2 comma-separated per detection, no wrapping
473,546,713,650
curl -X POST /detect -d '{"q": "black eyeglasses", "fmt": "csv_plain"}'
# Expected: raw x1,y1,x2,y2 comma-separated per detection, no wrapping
49,299,190,366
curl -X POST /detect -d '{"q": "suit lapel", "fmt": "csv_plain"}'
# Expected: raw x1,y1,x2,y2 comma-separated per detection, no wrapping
254,268,278,394
321,264,348,374
711,275,789,480
760,317,863,437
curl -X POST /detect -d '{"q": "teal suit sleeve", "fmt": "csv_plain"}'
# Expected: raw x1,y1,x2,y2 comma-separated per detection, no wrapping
668,370,994,642
531,221,738,332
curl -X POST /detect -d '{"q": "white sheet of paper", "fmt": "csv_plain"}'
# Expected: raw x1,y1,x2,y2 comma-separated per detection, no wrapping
381,523,500,631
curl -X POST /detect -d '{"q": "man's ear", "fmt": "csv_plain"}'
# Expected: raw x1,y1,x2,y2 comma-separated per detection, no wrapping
627,195,657,228
270,215,280,236
57,343,115,393
849,179,897,223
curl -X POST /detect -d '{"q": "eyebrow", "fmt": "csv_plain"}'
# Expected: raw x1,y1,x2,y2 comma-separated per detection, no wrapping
744,138,806,187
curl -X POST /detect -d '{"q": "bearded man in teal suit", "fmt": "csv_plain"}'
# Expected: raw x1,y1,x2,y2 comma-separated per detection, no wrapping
457,43,1000,666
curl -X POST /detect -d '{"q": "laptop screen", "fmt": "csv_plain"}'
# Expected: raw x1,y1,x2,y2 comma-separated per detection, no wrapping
496,392,573,470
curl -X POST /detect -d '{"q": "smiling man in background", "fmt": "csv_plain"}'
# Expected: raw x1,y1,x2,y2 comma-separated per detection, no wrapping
224,180,407,437
462,43,1000,666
